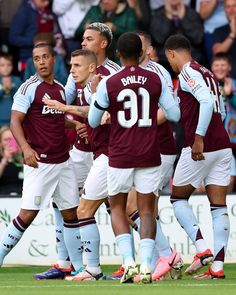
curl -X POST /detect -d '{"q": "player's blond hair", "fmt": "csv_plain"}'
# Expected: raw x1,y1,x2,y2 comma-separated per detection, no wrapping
86,22,113,48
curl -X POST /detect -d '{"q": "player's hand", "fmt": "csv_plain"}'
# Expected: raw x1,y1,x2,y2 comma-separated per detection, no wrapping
101,111,111,125
43,99,67,112
76,122,88,138
191,134,205,161
23,146,40,168
91,74,103,94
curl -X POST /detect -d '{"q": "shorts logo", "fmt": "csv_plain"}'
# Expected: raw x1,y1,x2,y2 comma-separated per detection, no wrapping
34,196,41,206
188,79,196,87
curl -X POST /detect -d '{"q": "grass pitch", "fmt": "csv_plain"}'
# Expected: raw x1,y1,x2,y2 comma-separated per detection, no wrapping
0,264,235,295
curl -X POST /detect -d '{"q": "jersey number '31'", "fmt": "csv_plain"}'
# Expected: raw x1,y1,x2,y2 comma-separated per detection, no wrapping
117,87,152,128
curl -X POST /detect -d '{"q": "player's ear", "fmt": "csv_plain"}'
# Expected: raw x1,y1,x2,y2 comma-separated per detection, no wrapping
116,50,121,59
139,49,143,58
89,62,97,73
146,45,153,56
165,49,174,59
101,39,108,49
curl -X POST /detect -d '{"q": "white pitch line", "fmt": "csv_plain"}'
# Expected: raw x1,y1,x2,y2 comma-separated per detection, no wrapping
1,283,236,288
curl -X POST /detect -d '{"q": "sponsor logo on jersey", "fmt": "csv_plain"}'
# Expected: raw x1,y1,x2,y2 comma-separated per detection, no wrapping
42,105,64,114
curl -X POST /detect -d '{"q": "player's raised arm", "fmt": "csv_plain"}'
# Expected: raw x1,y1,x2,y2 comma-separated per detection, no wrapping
43,98,90,118
65,73,77,105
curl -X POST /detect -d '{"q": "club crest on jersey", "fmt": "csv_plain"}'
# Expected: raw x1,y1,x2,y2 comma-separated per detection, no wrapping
188,79,196,88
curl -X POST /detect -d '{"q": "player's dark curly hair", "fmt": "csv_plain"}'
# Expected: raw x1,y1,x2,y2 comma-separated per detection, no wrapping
164,34,191,52
117,32,142,59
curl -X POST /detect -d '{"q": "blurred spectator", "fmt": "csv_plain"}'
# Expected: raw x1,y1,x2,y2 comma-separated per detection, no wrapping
0,52,21,127
127,0,151,30
150,0,204,74
8,0,65,76
149,0,191,11
212,0,236,79
0,0,23,74
52,0,99,65
0,126,23,195
211,53,236,192
75,0,137,61
24,33,68,85
197,0,228,66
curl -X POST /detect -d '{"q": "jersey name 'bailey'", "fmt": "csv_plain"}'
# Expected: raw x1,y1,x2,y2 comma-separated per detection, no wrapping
121,75,147,86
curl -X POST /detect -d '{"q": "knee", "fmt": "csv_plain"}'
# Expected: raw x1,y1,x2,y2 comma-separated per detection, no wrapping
77,205,92,219
19,209,38,226
61,207,78,222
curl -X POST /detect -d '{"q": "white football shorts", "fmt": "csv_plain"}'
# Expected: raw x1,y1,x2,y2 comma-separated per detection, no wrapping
159,154,176,190
69,146,93,188
173,147,232,188
21,158,79,210
108,165,163,197
81,154,108,200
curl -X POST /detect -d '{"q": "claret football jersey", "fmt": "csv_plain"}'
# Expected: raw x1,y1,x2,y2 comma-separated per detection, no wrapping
74,83,92,152
144,60,176,155
177,61,230,152
12,75,70,164
94,65,177,168
66,58,120,159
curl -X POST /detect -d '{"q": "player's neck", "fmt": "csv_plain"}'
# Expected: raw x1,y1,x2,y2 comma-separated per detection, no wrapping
121,57,139,67
178,53,192,72
96,52,107,67
140,56,150,67
39,75,54,85
81,73,95,88
44,78,54,85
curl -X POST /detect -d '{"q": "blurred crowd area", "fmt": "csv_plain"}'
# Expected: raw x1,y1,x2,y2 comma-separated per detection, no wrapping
0,0,236,194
